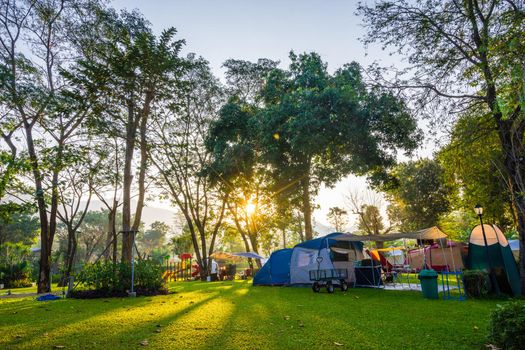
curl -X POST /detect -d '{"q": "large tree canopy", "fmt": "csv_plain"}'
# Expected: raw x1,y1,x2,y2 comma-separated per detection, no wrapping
208,52,421,240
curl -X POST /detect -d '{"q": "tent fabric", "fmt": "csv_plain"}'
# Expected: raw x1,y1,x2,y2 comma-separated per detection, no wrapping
407,244,465,271
294,232,343,249
469,225,508,247
289,234,364,285
467,224,521,296
253,249,292,285
333,226,448,242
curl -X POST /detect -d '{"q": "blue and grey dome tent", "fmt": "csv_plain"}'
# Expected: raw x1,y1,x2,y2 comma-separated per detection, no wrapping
290,232,364,285
253,248,293,285
254,233,364,286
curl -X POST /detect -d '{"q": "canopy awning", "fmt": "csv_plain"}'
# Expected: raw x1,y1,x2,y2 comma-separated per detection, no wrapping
231,252,265,260
333,226,448,243
210,251,265,261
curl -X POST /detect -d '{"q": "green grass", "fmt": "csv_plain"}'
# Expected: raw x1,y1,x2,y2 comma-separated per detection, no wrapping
0,280,506,350
1,283,60,295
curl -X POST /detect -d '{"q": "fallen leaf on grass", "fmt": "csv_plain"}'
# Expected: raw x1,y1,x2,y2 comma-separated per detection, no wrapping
15,335,22,339
485,344,500,350
140,340,149,346
473,325,479,331
155,329,161,333
54,346,65,349
284,315,290,320
333,342,344,346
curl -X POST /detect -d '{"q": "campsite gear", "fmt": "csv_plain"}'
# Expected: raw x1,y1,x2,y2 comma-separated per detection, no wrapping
407,243,466,272
289,233,364,285
467,224,521,296
36,294,60,301
418,269,438,299
253,249,293,285
353,259,382,288
440,270,466,301
309,268,348,293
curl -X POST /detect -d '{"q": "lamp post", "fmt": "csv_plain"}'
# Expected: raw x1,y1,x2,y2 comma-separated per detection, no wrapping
474,204,500,295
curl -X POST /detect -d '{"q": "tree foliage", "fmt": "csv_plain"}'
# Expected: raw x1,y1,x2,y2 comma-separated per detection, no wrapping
384,159,453,232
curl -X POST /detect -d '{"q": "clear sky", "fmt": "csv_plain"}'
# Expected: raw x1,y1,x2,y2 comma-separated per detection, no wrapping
111,0,431,231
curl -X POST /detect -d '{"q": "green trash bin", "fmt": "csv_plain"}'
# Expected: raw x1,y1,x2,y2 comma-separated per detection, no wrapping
418,269,439,299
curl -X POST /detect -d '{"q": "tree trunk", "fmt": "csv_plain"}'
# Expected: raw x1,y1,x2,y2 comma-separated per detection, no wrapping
104,208,115,261
132,99,152,232
58,226,77,287
24,123,51,293
121,103,137,263
497,119,525,294
238,230,254,270
301,176,313,240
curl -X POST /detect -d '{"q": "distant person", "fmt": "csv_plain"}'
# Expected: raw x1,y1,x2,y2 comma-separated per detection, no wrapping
210,259,218,281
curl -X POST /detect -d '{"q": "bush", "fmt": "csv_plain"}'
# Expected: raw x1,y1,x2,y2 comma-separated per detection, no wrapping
72,260,167,298
463,269,490,298
488,302,525,350
0,261,32,288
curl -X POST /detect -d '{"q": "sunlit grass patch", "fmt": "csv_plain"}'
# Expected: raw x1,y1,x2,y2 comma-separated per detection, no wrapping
0,280,505,349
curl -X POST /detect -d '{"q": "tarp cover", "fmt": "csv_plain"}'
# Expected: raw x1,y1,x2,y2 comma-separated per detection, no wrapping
333,226,448,242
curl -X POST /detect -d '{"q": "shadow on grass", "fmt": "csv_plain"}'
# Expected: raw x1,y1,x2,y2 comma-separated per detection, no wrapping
1,281,501,350
1,296,153,349
2,282,237,349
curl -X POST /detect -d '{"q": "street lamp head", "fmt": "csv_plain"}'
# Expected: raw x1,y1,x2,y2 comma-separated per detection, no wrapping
474,204,483,216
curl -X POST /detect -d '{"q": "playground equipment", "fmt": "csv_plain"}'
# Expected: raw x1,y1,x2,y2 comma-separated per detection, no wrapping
163,253,194,281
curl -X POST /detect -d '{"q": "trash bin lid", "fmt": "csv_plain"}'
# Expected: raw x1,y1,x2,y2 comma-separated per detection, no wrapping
418,269,438,278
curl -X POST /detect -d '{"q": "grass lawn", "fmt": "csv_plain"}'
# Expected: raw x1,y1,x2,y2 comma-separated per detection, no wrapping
1,283,60,295
0,280,505,350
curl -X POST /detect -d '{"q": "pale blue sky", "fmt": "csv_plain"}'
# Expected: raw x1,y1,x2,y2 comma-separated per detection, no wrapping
112,0,399,78
111,0,427,232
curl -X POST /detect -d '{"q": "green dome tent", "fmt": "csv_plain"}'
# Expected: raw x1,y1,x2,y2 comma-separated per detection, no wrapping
467,224,521,296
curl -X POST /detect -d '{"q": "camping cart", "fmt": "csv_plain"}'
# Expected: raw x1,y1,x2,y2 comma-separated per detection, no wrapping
309,256,348,293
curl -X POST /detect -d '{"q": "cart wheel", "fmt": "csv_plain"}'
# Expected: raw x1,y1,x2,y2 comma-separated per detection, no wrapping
341,281,348,292
326,283,335,294
312,282,321,293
